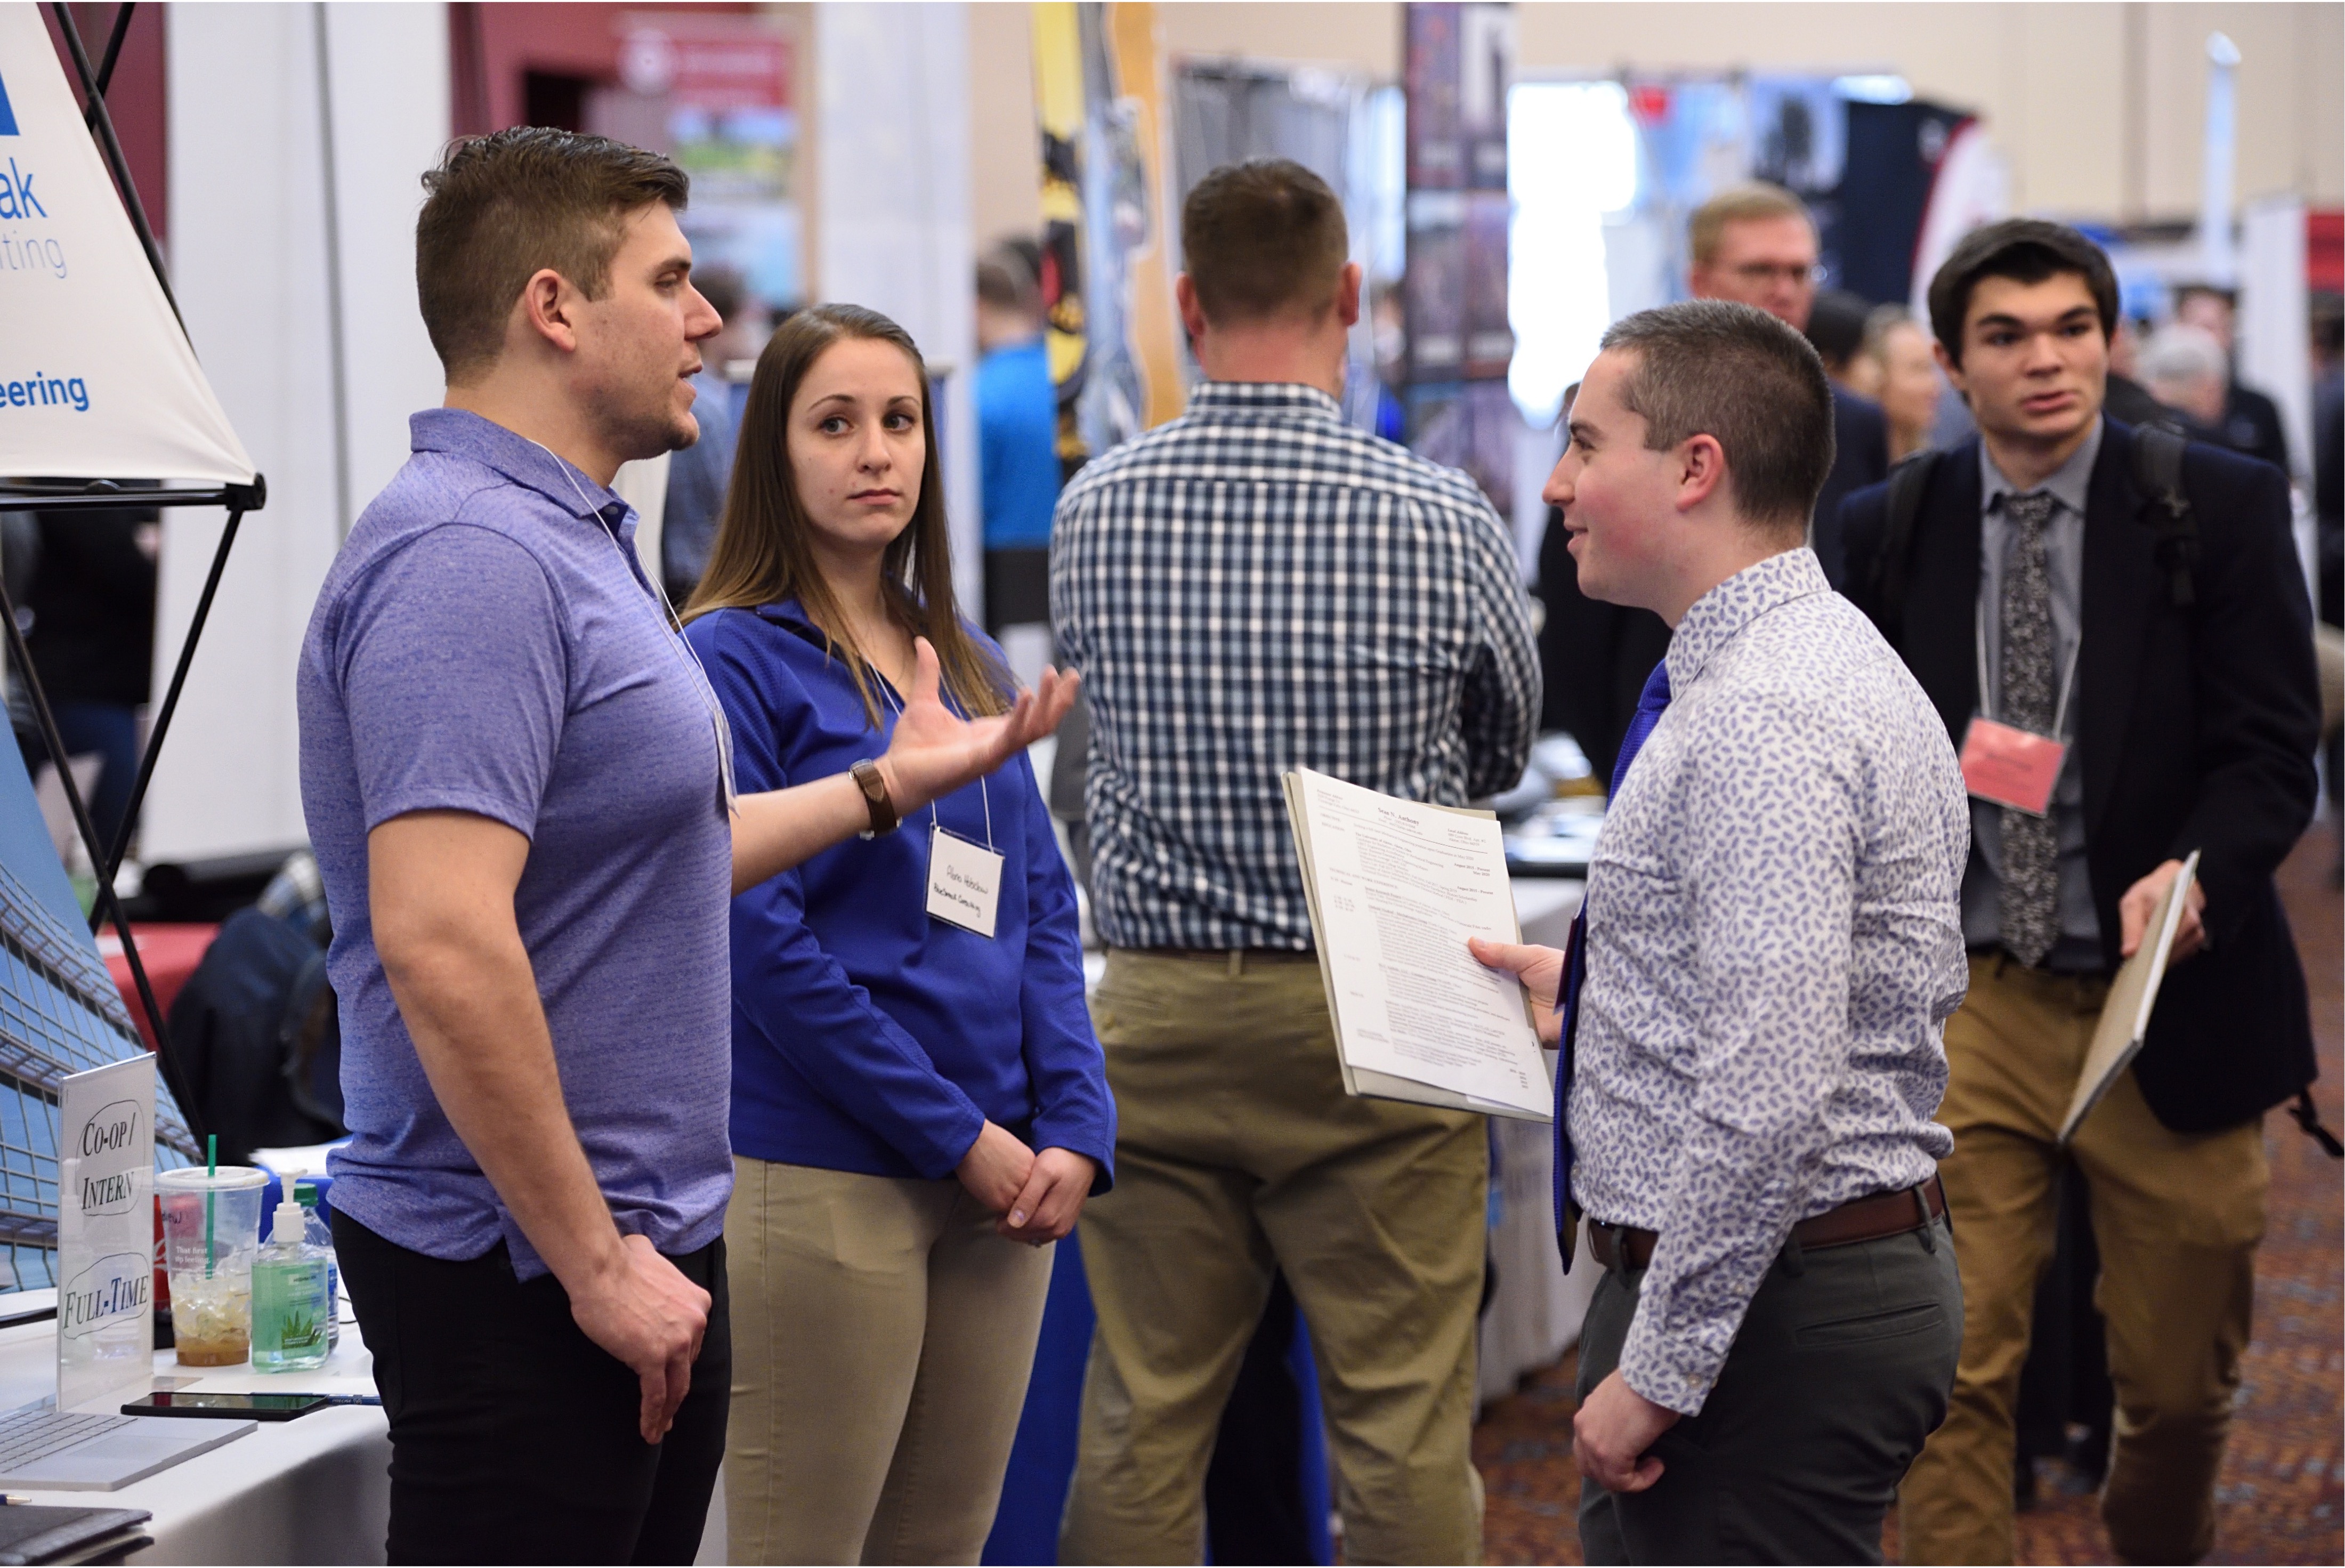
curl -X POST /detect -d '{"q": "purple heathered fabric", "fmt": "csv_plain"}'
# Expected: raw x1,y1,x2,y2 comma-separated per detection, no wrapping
300,409,733,1278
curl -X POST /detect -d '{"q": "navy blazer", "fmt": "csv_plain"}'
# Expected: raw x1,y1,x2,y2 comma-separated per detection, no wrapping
1838,420,2321,1133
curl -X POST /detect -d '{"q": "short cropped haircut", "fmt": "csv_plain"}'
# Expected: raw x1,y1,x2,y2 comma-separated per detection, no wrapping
1687,182,1812,268
1180,158,1348,324
416,127,690,381
1599,301,1836,533
1925,219,2117,368
975,254,1037,314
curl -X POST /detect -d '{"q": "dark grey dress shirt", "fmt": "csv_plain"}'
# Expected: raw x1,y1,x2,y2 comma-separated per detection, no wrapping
1962,419,2104,968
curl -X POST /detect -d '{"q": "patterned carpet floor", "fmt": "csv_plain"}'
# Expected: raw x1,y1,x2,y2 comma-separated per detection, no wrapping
1473,820,2345,1565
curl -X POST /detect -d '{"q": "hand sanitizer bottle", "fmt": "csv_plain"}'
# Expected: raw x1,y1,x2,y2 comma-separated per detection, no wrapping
252,1198,330,1371
294,1182,339,1351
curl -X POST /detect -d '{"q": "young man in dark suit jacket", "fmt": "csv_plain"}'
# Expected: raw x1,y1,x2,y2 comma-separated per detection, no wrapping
1839,220,2323,1565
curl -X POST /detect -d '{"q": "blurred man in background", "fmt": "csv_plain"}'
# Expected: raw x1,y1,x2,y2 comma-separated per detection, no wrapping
2139,324,2233,435
1538,380,1671,787
15,497,157,860
1862,305,1951,464
1804,286,1873,392
975,245,1061,641
2100,315,2205,433
1688,183,1888,583
658,263,761,602
2174,282,2294,475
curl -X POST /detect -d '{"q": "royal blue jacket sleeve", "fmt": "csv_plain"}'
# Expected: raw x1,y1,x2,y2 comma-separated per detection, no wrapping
1010,750,1117,1189
699,615,987,1178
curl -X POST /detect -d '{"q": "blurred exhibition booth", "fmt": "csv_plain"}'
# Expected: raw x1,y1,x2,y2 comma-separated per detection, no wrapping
0,5,2333,1561
50,0,2338,886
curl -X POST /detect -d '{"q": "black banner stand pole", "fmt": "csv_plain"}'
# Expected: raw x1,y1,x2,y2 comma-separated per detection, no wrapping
83,1,134,119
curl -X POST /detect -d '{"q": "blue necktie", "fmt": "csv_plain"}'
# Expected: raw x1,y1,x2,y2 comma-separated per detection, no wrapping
1553,660,1672,1265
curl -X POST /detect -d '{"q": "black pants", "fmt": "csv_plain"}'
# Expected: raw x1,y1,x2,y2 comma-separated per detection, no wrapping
333,1210,730,1566
1575,1216,1962,1565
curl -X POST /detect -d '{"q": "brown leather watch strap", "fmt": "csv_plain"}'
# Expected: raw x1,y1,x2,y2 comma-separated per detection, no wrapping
851,758,899,836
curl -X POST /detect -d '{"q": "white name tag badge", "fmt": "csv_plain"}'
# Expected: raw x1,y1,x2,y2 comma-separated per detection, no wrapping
1958,716,2066,817
927,826,1004,938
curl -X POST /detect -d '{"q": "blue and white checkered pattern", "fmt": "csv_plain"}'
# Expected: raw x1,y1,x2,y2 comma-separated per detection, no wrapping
1050,381,1540,951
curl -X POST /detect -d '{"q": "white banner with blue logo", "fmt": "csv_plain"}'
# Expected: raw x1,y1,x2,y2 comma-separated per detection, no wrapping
0,4,253,483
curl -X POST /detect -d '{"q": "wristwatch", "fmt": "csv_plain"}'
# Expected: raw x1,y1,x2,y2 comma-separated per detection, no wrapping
851,758,899,838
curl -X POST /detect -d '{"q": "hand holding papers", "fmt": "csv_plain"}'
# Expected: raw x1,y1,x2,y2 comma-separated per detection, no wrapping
2059,850,2201,1144
1282,770,1552,1121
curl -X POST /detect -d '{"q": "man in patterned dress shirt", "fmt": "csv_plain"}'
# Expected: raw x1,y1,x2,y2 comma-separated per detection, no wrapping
1054,158,1539,1563
1475,301,1970,1564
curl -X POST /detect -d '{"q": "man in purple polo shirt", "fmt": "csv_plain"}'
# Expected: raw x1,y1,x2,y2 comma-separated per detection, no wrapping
297,128,1074,1565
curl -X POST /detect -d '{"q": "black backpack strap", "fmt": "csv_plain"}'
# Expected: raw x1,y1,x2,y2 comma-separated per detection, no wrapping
1869,449,1943,647
2291,1088,2344,1159
2131,421,2198,609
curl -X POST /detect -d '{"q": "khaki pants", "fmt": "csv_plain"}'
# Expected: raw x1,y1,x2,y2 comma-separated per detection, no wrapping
1898,957,2268,1564
1061,951,1487,1566
725,1157,1054,1565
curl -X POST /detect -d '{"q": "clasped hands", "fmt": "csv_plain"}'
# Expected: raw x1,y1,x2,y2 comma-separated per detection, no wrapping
956,1120,1095,1246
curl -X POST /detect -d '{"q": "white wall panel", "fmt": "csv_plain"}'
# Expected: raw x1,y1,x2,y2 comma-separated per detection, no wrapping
153,3,447,863
815,3,981,619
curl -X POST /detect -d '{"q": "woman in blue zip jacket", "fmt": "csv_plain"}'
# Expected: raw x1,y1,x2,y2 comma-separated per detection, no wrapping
681,304,1114,1565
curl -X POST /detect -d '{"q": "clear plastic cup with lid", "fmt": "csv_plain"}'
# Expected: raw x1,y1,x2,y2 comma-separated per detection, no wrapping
156,1166,268,1366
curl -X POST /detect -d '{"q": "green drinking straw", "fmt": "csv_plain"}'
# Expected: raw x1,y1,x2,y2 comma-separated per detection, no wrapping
204,1135,216,1279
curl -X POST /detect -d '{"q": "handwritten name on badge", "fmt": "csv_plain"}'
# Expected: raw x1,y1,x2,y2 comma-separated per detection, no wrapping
927,827,1004,939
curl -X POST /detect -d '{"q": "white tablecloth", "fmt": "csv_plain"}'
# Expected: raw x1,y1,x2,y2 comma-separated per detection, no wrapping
0,1301,389,1564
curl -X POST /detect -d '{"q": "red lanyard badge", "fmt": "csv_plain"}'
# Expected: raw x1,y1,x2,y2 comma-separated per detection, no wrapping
1959,599,2079,819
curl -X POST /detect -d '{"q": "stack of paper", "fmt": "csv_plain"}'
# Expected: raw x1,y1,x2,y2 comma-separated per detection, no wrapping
1282,770,1552,1122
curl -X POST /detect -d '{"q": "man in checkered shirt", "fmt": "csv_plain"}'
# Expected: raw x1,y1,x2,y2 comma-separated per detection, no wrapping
1053,158,1539,1565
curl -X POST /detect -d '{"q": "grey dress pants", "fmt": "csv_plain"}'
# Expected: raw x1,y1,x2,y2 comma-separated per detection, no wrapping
1575,1215,1963,1565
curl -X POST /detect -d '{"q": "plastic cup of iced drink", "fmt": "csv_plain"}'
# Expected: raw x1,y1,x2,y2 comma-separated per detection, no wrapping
156,1166,267,1366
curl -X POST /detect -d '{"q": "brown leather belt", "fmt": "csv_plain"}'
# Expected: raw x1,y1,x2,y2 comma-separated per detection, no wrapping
1587,1177,1946,1272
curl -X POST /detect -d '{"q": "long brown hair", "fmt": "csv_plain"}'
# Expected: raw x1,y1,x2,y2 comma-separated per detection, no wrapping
682,303,1009,725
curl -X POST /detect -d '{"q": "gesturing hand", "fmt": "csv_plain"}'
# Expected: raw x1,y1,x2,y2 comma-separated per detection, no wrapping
1573,1370,1678,1493
1468,936,1566,1045
877,638,1080,814
2119,858,2207,961
997,1147,1097,1245
955,1119,1037,1215
568,1233,712,1444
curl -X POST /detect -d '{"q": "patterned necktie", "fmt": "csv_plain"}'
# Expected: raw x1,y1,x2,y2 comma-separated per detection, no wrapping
1553,660,1672,1261
1999,491,2061,968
